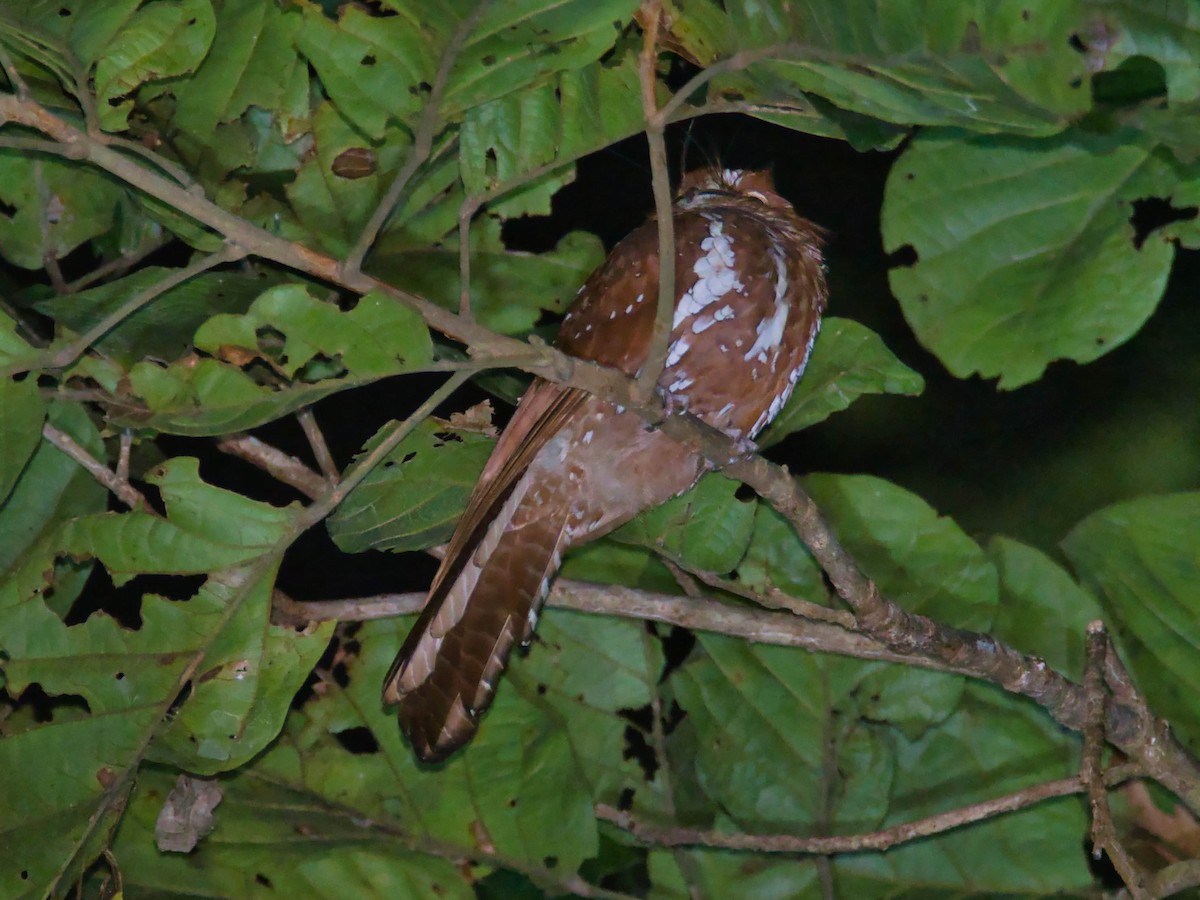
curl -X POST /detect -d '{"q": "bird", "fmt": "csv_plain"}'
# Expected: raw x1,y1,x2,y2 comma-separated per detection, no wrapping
383,166,827,762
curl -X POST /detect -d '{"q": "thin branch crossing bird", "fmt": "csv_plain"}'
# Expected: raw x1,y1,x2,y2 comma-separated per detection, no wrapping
383,167,827,762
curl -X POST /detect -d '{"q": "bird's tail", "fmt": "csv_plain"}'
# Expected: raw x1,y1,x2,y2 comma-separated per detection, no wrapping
382,467,570,763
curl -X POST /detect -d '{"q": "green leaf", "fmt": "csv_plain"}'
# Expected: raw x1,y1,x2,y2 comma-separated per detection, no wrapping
115,286,433,436
667,0,1092,136
514,611,662,801
375,219,605,336
194,285,433,380
293,1,443,140
278,102,411,257
1062,492,1200,750
989,536,1104,681
760,317,923,447
0,313,42,373
734,503,828,602
614,473,757,574
0,401,105,617
93,0,217,131
835,683,1089,894
882,130,1181,388
671,635,895,833
0,562,279,897
1,1,139,71
112,768,476,899
148,561,334,774
0,376,44,507
328,419,494,554
803,474,1000,734
172,0,306,136
35,267,280,368
33,457,295,583
226,614,610,884
806,474,998,630
0,152,123,270
458,53,645,218
441,0,640,117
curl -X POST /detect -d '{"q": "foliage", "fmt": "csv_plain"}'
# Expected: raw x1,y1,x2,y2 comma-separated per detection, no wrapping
0,1,1198,898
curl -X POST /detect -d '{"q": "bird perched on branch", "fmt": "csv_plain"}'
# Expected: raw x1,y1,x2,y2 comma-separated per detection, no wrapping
383,167,827,762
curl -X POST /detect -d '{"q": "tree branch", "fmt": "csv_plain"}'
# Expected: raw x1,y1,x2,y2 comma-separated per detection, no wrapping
635,1,678,403
597,766,1139,855
41,422,147,510
215,434,327,501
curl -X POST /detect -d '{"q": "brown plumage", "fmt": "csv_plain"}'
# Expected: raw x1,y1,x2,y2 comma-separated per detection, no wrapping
383,168,827,762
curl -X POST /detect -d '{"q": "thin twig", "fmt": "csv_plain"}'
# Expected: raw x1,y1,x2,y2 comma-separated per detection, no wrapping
597,765,1139,855
215,434,326,501
296,408,339,483
1150,860,1200,898
67,235,170,293
42,250,68,294
42,422,147,510
40,244,243,371
682,564,854,627
635,1,678,403
0,43,29,99
344,5,487,274
116,430,132,486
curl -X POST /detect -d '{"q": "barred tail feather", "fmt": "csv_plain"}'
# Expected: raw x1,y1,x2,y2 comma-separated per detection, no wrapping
383,470,569,763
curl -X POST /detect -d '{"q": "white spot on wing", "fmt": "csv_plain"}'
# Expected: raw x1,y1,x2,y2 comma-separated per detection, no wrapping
667,374,694,392
744,242,790,367
673,217,744,328
666,337,689,367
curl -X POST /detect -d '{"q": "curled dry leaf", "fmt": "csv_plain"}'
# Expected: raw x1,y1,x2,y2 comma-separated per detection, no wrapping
154,774,224,853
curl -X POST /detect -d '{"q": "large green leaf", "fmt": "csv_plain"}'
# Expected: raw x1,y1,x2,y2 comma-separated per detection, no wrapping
662,0,1092,137
988,536,1104,682
1062,492,1200,750
760,317,923,448
882,130,1183,388
277,102,411,257
0,376,44,507
0,564,274,898
671,635,896,834
295,0,637,141
93,0,216,131
0,152,123,270
614,473,758,574
112,768,475,899
375,218,605,336
328,419,494,554
35,267,280,368
0,401,105,618
112,286,433,436
458,53,645,218
172,0,307,137
806,474,998,631
835,683,1089,895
